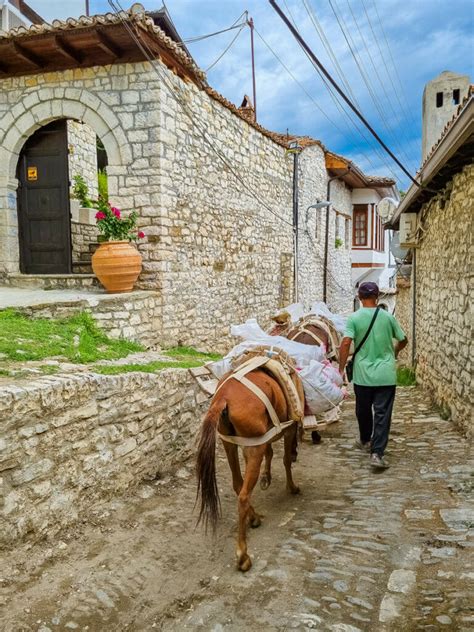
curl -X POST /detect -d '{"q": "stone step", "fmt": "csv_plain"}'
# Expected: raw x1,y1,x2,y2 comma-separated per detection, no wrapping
4,273,101,291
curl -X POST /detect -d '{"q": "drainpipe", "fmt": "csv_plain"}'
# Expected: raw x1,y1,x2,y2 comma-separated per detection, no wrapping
293,149,299,302
323,169,350,303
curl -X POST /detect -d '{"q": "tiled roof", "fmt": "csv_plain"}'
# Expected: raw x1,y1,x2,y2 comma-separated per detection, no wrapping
0,3,395,186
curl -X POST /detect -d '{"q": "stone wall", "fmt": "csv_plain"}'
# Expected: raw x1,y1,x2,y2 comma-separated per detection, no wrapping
296,145,353,314
0,60,355,352
415,163,473,437
0,369,207,546
395,276,413,364
67,119,98,199
8,290,162,348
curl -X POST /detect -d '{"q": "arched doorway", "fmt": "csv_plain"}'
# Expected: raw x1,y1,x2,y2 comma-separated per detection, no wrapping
16,118,109,275
17,120,71,274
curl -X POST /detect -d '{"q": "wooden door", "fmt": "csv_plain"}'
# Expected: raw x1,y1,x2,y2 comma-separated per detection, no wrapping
17,120,72,274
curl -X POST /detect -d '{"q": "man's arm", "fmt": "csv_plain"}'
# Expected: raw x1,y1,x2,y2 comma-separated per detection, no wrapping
395,337,408,359
339,336,353,374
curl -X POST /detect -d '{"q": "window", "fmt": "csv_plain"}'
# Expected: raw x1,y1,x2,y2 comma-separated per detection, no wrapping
374,211,385,252
353,206,368,246
436,92,443,108
453,89,460,105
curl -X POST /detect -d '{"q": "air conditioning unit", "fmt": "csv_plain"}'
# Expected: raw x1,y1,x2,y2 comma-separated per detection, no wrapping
399,213,418,246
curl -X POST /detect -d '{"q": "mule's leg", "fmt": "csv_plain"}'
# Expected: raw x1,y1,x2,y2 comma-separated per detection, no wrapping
284,425,300,495
260,443,273,490
222,441,243,496
237,445,266,572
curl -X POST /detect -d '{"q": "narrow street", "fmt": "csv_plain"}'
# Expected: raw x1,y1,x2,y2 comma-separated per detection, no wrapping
1,386,472,632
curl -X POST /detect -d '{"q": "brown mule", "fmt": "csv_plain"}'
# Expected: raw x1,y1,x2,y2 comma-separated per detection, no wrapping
196,369,300,572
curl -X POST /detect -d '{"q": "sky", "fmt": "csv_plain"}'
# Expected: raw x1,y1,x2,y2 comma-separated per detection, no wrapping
27,0,473,189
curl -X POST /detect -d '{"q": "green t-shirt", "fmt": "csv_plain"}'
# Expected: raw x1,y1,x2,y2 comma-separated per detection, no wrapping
344,307,406,386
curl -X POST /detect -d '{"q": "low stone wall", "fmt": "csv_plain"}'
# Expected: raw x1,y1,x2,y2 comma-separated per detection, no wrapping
0,369,208,546
7,290,162,348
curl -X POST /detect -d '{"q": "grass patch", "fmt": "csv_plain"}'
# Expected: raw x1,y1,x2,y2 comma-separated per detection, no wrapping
0,309,143,363
163,346,222,362
397,366,416,386
92,359,204,375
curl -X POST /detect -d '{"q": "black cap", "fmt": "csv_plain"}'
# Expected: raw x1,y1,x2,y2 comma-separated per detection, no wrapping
358,282,379,298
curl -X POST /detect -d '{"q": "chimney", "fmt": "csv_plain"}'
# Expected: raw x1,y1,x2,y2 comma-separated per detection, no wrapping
238,95,256,124
421,70,470,161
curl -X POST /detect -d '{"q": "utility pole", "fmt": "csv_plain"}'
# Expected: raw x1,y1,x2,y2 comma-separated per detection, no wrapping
247,17,257,120
85,1,90,17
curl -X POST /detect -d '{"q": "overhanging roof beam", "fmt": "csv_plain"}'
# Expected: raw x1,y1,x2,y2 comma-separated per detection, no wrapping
94,30,122,59
54,36,83,64
13,42,44,68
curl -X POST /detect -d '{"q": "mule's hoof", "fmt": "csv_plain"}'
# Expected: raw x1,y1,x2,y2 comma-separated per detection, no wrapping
238,553,252,572
250,515,262,528
260,474,271,490
289,485,301,495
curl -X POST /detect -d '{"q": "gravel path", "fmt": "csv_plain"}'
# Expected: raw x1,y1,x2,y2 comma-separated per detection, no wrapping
0,387,472,631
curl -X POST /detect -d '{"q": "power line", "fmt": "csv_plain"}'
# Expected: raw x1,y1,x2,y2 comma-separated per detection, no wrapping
183,20,246,44
299,0,402,181
327,0,416,173
343,0,417,171
269,0,420,187
365,0,419,132
107,0,294,231
279,0,402,181
205,23,245,72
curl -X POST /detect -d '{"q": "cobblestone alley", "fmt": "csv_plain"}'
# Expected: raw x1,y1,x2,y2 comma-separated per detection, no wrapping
0,387,472,632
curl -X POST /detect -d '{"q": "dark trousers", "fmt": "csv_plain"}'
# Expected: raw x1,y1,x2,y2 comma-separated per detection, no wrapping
353,385,396,456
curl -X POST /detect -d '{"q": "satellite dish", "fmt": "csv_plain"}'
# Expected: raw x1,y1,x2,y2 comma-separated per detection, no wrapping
390,231,409,261
377,197,398,222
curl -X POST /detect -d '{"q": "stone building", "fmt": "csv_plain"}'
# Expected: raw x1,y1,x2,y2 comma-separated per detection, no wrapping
389,82,473,438
0,5,394,349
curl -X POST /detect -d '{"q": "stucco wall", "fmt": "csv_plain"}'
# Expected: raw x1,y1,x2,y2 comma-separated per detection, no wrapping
0,369,207,546
415,163,473,437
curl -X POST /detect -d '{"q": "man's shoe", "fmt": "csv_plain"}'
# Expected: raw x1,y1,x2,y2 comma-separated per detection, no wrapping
370,453,389,469
355,440,371,452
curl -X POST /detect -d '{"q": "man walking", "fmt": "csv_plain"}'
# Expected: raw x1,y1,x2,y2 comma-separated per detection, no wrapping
339,282,408,469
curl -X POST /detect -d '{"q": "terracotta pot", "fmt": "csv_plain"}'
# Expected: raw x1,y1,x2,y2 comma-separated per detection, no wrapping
92,241,142,293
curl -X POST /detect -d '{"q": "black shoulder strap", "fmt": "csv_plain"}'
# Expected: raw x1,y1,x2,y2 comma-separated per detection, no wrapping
353,307,380,357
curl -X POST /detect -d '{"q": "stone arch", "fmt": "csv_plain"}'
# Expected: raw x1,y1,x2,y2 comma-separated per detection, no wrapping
0,88,132,274
0,87,131,182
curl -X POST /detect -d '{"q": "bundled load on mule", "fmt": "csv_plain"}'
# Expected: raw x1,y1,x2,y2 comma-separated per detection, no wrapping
207,304,347,421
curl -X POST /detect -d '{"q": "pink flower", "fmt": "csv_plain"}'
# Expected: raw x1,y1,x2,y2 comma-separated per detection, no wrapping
137,231,145,239
111,207,121,218
95,211,106,220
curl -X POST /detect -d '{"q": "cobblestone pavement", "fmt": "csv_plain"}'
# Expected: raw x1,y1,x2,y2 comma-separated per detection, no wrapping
0,387,472,632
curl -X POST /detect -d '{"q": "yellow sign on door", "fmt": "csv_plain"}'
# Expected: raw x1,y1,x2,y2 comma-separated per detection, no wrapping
27,166,38,181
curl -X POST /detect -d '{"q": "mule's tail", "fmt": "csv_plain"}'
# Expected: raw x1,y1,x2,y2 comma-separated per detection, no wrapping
196,397,225,532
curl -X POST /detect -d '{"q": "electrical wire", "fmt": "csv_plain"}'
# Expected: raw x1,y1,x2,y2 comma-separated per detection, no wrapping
183,16,247,44
205,23,245,72
327,0,415,172
364,0,419,131
280,0,402,182
107,0,294,230
299,0,402,181
344,0,417,170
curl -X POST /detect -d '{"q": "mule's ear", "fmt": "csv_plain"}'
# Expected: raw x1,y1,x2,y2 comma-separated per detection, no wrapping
271,311,291,324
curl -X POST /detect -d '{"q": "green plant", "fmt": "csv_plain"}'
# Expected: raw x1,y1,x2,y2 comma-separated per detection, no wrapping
94,198,145,242
72,175,94,208
397,366,416,386
98,169,108,202
335,237,344,249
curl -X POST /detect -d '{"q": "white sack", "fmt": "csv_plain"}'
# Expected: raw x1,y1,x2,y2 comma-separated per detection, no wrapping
299,360,345,414
309,301,347,333
229,319,324,367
